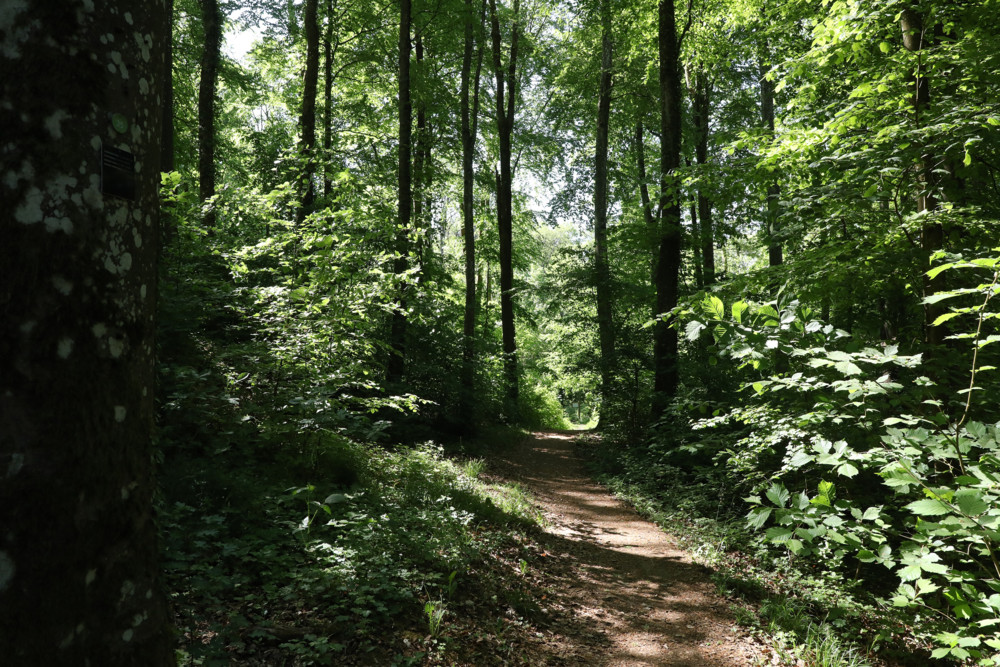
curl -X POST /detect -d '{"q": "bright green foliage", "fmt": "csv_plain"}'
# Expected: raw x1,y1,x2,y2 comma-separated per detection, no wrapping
677,254,1000,662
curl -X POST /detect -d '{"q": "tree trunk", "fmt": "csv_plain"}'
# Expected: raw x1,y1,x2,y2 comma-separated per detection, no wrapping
198,0,221,227
413,32,428,273
388,0,412,384
299,0,320,219
692,72,714,284
689,192,703,288
635,121,658,284
594,0,615,424
489,0,521,416
653,0,683,411
461,0,486,428
0,3,174,664
759,56,782,269
901,8,944,346
164,0,175,175
323,0,335,198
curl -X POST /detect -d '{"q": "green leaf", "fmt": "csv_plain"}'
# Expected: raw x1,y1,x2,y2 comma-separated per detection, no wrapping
732,301,749,323
834,360,863,376
747,507,772,529
878,41,891,53
837,462,859,478
685,320,706,342
766,483,790,508
766,526,793,544
954,489,988,516
705,296,725,320
905,498,951,516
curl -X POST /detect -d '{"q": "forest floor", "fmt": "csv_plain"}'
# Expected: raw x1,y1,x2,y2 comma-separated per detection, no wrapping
484,430,763,666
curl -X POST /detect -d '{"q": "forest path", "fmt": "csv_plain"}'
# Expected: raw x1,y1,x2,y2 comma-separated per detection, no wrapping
489,431,760,666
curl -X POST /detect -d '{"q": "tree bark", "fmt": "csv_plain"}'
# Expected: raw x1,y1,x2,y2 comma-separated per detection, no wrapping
691,71,714,284
635,121,658,284
388,0,412,384
759,56,782,269
594,0,615,423
198,0,222,227
901,8,945,346
461,0,486,428
0,3,174,663
489,0,521,416
413,32,429,273
299,0,320,218
653,0,683,410
323,0,335,198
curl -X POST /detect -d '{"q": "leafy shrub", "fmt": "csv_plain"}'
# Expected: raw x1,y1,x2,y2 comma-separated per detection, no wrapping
681,251,1000,662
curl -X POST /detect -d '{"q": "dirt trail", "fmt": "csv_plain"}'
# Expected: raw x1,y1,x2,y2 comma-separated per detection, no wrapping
492,431,760,666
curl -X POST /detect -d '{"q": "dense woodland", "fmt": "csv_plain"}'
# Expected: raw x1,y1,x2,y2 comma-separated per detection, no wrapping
3,0,1000,664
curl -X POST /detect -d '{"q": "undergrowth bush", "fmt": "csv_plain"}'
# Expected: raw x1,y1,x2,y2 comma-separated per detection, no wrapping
668,251,1000,663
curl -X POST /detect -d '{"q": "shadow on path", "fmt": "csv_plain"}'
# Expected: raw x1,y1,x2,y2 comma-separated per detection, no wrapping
489,431,759,666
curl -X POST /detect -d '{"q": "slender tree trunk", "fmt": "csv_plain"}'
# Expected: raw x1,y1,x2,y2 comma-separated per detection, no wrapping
0,3,174,663
689,194,703,288
323,0,335,198
901,8,944,346
163,0,175,176
489,0,521,416
388,0,412,384
653,0,683,410
413,32,428,273
162,0,177,245
461,0,486,427
759,56,782,268
692,72,715,284
635,120,657,284
198,0,222,227
299,0,320,219
594,0,615,424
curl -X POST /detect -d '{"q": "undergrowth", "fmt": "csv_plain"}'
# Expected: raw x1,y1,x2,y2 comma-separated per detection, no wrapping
156,217,550,666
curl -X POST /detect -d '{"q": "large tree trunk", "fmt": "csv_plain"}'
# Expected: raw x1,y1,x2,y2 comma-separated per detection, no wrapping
299,0,320,218
489,0,521,417
198,0,222,227
594,0,615,424
461,0,486,428
759,56,782,269
691,71,715,284
653,0,683,410
901,8,944,346
0,3,174,664
388,0,412,384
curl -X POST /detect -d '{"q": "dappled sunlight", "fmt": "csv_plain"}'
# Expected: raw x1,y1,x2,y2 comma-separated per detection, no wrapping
491,431,760,665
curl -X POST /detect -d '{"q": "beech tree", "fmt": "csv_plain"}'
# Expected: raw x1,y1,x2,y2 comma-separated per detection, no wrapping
388,0,413,384
489,0,522,415
593,0,615,420
0,2,173,663
653,0,682,408
198,0,222,226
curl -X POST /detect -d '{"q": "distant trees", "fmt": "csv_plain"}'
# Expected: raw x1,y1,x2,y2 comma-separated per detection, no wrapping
0,2,173,663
